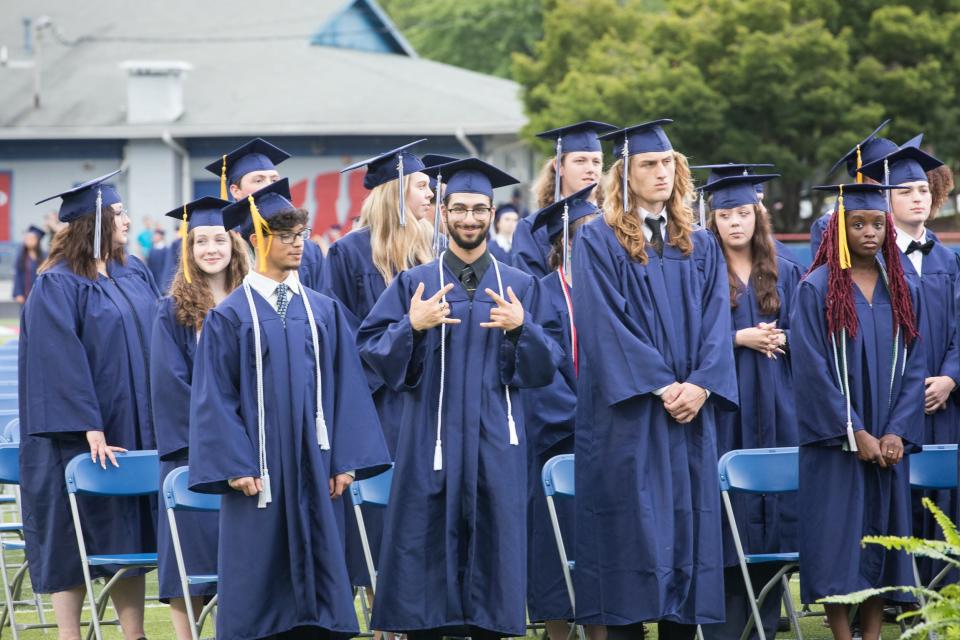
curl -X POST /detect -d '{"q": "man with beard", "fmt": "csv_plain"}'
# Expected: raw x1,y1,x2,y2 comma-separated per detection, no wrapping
358,158,562,639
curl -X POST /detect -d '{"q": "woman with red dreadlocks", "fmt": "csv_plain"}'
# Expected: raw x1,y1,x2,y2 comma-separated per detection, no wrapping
792,182,924,640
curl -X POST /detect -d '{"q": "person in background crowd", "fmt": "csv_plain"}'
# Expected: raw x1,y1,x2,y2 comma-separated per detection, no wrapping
488,203,519,263
146,227,169,286
13,225,46,304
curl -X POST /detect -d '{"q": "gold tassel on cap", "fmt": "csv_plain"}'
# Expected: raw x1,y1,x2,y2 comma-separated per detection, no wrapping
248,195,271,273
855,145,863,184
178,205,192,284
220,155,228,200
837,185,851,270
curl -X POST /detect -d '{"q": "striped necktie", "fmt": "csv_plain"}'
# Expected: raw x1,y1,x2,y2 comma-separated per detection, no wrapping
275,283,289,325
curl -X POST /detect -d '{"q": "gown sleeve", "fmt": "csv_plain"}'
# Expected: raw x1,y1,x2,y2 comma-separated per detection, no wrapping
319,241,362,330
188,308,259,494
882,290,926,450
571,223,677,407
12,254,24,299
20,274,101,439
149,301,193,461
498,275,561,389
938,253,960,385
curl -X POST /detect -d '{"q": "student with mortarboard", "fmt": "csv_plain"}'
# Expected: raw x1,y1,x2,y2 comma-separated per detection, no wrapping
358,158,562,639
511,121,617,279
792,183,923,640
699,174,802,640
572,120,738,640
13,225,46,304
21,171,160,640
488,203,519,263
191,137,325,292
861,141,960,586
321,140,435,597
809,121,898,259
188,179,391,640
524,184,598,640
149,196,247,640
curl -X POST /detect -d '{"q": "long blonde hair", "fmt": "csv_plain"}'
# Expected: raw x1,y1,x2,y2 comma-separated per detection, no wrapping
356,175,433,284
602,151,694,262
532,155,606,210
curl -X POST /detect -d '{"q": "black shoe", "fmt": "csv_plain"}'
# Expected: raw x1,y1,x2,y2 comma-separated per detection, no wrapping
777,617,791,632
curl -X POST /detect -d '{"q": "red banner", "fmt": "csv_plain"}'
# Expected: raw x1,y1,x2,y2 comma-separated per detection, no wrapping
0,173,10,242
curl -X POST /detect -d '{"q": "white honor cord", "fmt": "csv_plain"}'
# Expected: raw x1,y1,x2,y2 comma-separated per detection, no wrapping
432,254,519,472
242,282,271,508
298,272,330,450
831,330,857,453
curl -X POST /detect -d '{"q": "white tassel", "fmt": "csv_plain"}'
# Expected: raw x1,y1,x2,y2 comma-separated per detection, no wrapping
258,473,272,509
433,440,443,471
94,187,103,259
492,257,520,447
317,415,330,450
846,423,858,453
698,193,706,228
508,414,519,446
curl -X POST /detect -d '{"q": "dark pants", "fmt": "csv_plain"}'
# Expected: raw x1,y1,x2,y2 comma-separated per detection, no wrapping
606,621,698,640
406,627,504,640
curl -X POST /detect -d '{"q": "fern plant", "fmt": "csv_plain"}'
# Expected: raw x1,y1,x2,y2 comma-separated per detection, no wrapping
819,498,960,639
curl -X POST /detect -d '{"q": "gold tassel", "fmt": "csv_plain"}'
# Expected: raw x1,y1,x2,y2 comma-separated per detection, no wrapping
855,145,863,184
178,205,192,284
837,185,851,270
220,155,228,200
248,195,271,273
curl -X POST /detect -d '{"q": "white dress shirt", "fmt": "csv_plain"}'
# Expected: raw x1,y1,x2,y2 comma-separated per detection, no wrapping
895,226,924,277
639,206,668,242
244,270,301,312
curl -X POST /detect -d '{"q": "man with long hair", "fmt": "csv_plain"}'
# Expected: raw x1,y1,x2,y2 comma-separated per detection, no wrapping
573,120,738,640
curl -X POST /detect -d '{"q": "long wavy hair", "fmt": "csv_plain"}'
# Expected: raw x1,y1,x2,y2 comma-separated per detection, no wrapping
355,175,433,285
707,204,780,315
40,207,125,280
170,229,249,331
532,155,607,210
602,151,694,262
928,164,955,218
808,209,917,344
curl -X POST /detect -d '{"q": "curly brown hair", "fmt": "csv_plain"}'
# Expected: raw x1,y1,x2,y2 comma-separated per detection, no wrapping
40,206,126,280
170,229,249,331
707,204,780,315
532,155,606,210
601,151,694,263
927,164,955,218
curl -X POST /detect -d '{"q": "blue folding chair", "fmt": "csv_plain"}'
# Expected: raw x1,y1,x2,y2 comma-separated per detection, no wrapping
162,466,219,640
349,467,393,593
65,450,159,640
909,444,959,598
718,447,802,640
1,420,17,445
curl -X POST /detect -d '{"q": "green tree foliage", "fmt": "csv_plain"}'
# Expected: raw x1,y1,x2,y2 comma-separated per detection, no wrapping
513,0,960,229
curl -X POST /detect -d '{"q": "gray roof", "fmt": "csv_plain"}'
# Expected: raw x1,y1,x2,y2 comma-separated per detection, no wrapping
0,0,525,140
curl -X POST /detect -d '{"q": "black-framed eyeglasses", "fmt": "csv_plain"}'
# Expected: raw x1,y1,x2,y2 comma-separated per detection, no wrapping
447,206,492,220
270,228,311,244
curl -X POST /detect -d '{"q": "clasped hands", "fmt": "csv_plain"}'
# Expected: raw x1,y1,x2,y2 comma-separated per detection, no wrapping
853,430,904,468
662,382,708,424
736,321,785,359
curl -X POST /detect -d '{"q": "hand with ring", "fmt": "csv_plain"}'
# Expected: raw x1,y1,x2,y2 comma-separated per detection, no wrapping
877,434,904,466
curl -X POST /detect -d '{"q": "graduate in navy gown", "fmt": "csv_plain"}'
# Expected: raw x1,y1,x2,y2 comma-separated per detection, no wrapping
488,204,519,263
21,171,160,640
189,179,391,640
860,141,960,585
810,121,898,260
150,196,247,640
145,227,170,285
700,173,802,640
793,183,924,640
512,121,617,278
526,185,598,640
358,158,562,639
199,137,325,291
573,120,738,640
13,225,45,304
326,140,435,593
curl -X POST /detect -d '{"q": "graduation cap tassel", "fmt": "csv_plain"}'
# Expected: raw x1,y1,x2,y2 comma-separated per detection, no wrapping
836,186,852,270
434,254,448,472
698,192,706,228
301,285,331,450
93,187,103,260
884,159,892,211
178,206,192,284
220,155,228,200
562,202,570,275
432,172,444,257
621,140,630,213
855,145,864,184
553,137,562,203
242,281,272,508
492,258,520,447
397,157,406,227
248,195,271,273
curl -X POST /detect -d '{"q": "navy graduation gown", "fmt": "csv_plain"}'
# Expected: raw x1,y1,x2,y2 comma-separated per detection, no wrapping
901,237,960,583
792,265,924,604
19,257,159,593
160,237,182,293
320,226,400,587
358,257,562,637
511,216,551,279
488,237,513,264
299,239,325,291
149,297,218,601
12,250,41,300
146,246,169,288
189,287,390,640
809,213,830,261
526,271,577,623
571,219,738,626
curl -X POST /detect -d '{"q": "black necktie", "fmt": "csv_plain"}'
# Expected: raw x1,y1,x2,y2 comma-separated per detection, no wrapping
645,217,664,257
906,239,934,256
459,265,478,298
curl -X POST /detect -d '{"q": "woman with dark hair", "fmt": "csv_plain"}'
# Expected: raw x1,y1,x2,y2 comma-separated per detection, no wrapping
793,183,923,640
702,174,802,640
13,225,46,304
150,197,248,640
20,171,160,640
488,204,519,263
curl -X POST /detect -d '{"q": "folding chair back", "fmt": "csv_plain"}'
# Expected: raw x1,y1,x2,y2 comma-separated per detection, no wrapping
1,421,18,445
162,466,220,512
0,446,17,485
718,447,799,494
541,453,575,499
65,450,159,497
348,468,393,593
909,444,959,491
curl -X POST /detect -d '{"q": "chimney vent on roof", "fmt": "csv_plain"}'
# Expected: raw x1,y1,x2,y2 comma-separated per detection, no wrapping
120,60,192,124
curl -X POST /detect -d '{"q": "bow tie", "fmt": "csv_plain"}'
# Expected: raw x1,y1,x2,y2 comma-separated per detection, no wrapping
906,239,934,256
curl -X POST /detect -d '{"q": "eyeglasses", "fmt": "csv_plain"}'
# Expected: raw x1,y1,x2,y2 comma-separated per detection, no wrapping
270,228,311,244
447,206,492,220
